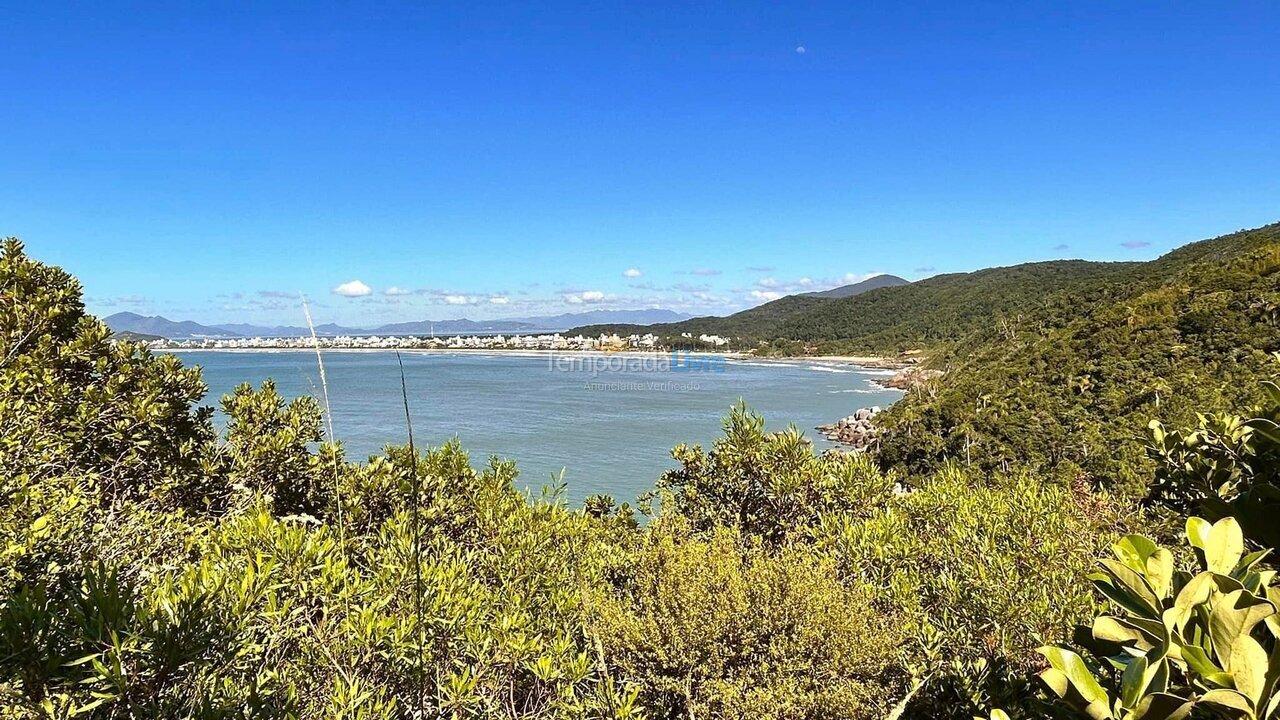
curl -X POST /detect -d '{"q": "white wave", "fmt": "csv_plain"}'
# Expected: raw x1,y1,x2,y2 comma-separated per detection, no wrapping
803,365,853,373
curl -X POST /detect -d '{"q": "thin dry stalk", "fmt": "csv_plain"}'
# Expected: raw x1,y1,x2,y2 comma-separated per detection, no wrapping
395,350,426,718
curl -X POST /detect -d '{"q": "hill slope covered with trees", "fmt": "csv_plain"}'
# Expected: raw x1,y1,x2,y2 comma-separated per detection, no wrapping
878,223,1280,492
570,260,1135,354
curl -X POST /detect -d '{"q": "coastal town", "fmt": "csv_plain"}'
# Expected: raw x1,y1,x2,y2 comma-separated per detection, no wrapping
145,331,733,352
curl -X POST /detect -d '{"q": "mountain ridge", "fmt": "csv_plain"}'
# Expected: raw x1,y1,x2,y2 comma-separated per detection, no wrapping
103,308,694,339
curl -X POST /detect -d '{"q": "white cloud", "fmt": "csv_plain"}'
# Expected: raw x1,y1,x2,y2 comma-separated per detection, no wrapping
444,295,472,305
798,277,813,287
623,268,642,278
690,268,722,277
332,280,372,298
489,296,510,305
843,271,884,284
564,290,606,305
757,277,781,288
384,286,411,296
751,290,783,301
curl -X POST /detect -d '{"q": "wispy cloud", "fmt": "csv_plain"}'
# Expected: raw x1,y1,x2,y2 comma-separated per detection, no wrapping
1120,240,1151,249
671,282,710,293
258,290,296,299
332,280,372,297
384,286,411,296
750,290,783,301
747,265,775,273
623,268,642,278
913,266,935,273
1052,244,1070,251
489,296,510,305
690,268,722,277
93,295,150,308
443,294,474,305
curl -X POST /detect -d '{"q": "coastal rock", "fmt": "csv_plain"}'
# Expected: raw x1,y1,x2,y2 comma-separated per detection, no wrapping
881,367,943,391
815,406,882,451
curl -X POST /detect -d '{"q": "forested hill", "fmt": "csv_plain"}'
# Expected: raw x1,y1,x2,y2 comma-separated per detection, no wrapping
572,224,1280,360
878,221,1280,491
569,260,1136,353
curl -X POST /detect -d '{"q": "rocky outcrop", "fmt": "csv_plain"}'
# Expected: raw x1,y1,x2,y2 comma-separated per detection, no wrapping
816,406,881,451
881,367,943,391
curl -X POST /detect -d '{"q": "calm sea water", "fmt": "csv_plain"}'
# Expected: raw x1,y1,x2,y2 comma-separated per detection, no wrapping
169,350,902,506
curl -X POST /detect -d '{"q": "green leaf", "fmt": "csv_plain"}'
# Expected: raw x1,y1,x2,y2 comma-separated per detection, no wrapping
1114,535,1160,574
1146,549,1175,600
1199,688,1254,714
1097,559,1163,617
1131,692,1195,720
1094,616,1159,651
1205,518,1246,575
1180,643,1231,687
1039,646,1113,709
1229,635,1267,708
1186,517,1213,556
1121,655,1150,709
1209,590,1275,669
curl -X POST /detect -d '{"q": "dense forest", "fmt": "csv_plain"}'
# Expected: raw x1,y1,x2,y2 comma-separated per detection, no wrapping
570,260,1136,353
4,223,1280,719
878,223,1280,493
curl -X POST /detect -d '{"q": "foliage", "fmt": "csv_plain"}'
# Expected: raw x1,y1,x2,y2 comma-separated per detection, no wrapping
1039,516,1280,720
815,464,1126,719
4,230,1274,720
1147,375,1280,552
878,223,1280,494
0,237,216,508
590,523,905,720
653,403,896,545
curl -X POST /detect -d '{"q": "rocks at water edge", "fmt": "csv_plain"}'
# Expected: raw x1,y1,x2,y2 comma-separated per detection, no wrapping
816,406,882,451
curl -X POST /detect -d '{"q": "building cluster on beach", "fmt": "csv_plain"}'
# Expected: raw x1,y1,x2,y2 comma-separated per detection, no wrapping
147,332,728,351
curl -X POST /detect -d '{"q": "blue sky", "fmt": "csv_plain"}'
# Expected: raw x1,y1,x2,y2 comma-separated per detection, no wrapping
3,2,1278,325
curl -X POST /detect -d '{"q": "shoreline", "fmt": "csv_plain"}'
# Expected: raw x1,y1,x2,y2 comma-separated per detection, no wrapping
157,346,905,368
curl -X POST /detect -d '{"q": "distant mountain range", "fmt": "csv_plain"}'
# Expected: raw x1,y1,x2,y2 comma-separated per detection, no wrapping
102,309,693,340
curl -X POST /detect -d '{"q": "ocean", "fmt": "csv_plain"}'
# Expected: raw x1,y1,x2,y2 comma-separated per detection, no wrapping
169,350,903,506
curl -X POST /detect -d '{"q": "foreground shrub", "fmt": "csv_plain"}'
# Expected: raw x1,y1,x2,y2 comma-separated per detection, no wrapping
655,404,897,545
1039,516,1279,719
815,464,1128,719
591,521,905,719
1147,374,1280,552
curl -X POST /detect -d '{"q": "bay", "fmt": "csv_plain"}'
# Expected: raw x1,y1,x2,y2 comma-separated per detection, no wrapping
170,350,903,506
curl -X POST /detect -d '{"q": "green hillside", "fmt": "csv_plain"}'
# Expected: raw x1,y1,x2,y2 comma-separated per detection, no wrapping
879,222,1280,491
571,260,1136,354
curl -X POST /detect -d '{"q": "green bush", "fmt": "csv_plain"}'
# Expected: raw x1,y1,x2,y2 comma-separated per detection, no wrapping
591,521,906,719
1039,516,1280,719
1147,375,1280,551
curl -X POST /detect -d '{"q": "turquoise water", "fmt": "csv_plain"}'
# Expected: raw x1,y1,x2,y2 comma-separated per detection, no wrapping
171,350,902,506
